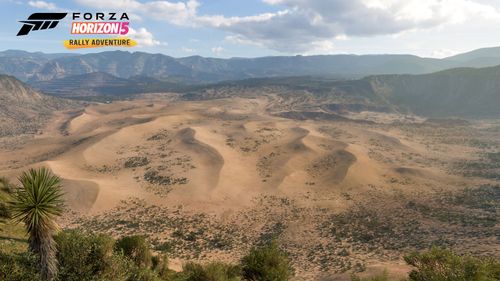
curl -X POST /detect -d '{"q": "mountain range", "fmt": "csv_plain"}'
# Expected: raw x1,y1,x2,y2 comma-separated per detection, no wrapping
2,46,500,84
2,47,500,118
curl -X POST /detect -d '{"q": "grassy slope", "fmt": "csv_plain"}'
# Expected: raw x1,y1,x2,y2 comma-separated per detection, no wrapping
0,179,27,254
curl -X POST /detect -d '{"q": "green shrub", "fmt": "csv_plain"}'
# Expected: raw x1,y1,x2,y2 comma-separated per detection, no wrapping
177,262,242,281
116,235,152,268
241,241,294,281
55,230,132,281
0,177,12,193
127,267,162,281
405,247,500,281
151,255,176,279
0,177,12,225
0,251,41,281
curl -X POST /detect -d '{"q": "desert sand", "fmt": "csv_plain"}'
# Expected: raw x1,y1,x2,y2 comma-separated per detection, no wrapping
0,94,498,280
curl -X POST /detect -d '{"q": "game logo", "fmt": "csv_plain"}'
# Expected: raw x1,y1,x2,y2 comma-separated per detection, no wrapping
17,12,137,49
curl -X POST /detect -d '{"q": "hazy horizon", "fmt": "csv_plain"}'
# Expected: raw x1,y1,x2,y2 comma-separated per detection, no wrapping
1,45,498,60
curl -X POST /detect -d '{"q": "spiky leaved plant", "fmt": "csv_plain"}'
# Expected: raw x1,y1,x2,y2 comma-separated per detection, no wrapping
10,167,64,281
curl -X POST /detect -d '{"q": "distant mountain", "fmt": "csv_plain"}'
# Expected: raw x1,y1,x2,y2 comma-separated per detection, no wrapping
366,66,500,117
0,49,75,59
0,50,77,81
0,75,77,136
29,51,198,82
186,66,500,118
1,48,498,85
31,52,457,82
445,46,500,62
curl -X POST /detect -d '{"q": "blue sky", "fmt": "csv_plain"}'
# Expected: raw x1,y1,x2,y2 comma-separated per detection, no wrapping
2,0,500,58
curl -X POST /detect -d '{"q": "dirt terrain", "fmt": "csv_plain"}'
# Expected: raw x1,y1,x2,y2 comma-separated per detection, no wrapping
0,94,498,280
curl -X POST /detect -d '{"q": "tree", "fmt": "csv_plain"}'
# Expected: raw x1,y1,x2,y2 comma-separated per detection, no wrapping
10,168,64,281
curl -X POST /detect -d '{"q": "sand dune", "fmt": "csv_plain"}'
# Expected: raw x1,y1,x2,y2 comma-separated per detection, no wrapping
61,178,99,212
1,96,495,280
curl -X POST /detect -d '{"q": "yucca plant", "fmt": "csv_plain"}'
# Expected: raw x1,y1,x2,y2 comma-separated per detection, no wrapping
10,167,64,281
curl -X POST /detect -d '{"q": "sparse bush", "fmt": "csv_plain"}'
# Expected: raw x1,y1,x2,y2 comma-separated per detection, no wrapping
116,235,152,268
405,247,500,281
0,251,41,281
124,157,150,168
151,255,176,279
55,230,132,281
0,177,12,193
178,262,242,281
0,177,12,226
241,241,294,281
127,267,162,281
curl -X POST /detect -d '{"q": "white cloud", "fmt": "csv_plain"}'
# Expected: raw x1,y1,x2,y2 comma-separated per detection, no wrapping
213,0,500,52
430,48,459,58
76,0,500,53
28,0,57,10
181,47,195,53
75,0,199,25
211,46,224,55
128,27,166,47
303,40,336,55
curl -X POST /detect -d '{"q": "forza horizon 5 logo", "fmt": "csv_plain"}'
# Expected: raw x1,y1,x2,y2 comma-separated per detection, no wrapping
17,12,136,49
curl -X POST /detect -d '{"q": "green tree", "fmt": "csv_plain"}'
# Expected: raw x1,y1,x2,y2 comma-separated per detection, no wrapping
10,168,64,281
241,241,294,281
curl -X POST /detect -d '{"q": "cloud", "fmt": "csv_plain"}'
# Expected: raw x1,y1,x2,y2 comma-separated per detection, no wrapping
211,46,224,55
211,0,500,52
128,27,166,47
75,0,199,25
76,0,500,53
181,47,195,53
430,48,460,58
28,0,57,10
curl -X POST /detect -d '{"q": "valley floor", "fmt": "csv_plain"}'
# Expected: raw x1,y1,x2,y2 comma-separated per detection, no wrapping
0,94,498,280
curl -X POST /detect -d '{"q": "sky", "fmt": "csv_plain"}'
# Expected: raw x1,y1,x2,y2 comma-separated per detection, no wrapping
1,0,500,58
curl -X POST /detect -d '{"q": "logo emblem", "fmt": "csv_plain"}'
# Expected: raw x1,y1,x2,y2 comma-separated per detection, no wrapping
17,13,67,36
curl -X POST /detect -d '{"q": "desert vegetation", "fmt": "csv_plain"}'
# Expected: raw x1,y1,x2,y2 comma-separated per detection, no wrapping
0,168,498,281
